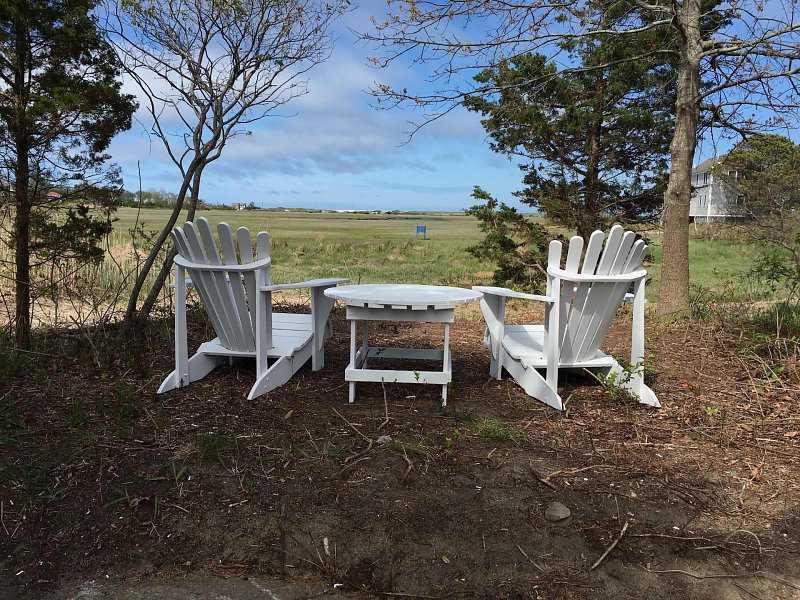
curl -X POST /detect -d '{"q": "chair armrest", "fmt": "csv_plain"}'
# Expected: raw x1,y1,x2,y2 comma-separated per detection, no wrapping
174,254,272,272
472,285,555,304
262,277,349,292
547,266,647,283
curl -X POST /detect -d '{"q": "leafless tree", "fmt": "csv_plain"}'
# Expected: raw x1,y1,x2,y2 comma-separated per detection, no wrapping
364,0,800,317
104,0,348,332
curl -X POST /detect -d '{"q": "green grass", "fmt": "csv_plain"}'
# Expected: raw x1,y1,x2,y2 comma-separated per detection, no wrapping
113,207,495,286
646,232,760,301
115,208,765,302
469,418,523,443
3,206,769,316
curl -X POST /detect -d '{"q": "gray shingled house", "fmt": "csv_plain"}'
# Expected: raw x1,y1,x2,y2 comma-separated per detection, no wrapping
690,157,745,222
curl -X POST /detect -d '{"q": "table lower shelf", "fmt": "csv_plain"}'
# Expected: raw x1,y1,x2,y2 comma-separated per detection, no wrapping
346,346,451,403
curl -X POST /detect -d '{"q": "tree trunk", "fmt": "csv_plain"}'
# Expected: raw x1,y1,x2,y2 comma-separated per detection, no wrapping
582,71,605,241
13,170,30,347
12,23,30,347
134,167,205,330
657,0,701,318
121,159,201,335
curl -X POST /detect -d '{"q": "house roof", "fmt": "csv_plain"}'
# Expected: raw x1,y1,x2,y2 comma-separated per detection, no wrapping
692,157,724,173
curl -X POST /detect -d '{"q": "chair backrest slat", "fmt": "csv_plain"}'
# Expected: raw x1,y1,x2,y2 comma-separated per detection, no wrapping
584,239,648,354
237,227,257,315
557,235,584,346
173,224,234,349
257,231,270,263
555,225,648,363
238,227,254,263
218,222,256,350
190,219,248,351
171,218,271,353
573,230,636,359
559,230,608,362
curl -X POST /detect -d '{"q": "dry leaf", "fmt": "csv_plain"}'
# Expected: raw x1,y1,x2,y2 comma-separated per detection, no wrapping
441,555,450,564
784,431,798,438
283,410,294,421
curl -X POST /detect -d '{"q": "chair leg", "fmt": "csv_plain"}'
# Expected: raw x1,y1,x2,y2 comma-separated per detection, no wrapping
603,362,660,408
503,359,563,411
158,351,223,393
248,356,294,400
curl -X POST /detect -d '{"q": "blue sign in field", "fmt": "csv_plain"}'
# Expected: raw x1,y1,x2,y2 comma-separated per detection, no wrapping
416,225,427,239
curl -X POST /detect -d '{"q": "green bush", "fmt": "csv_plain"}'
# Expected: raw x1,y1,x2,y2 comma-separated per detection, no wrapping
464,186,555,292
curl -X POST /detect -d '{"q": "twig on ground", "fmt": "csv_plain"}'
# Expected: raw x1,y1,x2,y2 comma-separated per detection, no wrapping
727,529,762,555
529,462,557,490
1,501,8,536
343,441,374,465
400,450,413,484
142,406,160,433
379,379,390,429
332,407,370,442
734,582,764,600
516,544,544,571
379,592,456,598
547,465,597,479
165,503,190,514
590,521,629,571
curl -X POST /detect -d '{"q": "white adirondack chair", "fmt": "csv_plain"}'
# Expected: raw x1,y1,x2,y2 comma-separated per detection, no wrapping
473,224,659,411
157,218,348,400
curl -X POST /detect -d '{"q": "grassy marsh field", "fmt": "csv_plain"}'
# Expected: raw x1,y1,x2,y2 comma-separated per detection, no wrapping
115,207,761,300
0,206,766,330
115,208,494,287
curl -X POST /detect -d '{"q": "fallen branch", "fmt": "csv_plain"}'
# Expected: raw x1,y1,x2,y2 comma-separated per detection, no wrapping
343,440,374,465
379,379,390,429
529,462,557,490
590,520,629,571
516,544,544,571
332,407,371,442
400,451,413,484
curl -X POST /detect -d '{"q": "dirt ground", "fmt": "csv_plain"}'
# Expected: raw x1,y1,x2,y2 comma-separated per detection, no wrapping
1,302,799,599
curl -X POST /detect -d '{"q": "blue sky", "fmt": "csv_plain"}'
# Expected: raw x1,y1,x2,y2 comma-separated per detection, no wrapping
106,4,527,213
107,2,780,214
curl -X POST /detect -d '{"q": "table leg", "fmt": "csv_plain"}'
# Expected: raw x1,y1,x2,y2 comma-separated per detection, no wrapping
360,320,369,368
349,319,357,403
442,322,451,406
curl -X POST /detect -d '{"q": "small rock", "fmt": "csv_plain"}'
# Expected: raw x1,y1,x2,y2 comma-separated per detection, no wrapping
376,435,392,445
544,502,571,523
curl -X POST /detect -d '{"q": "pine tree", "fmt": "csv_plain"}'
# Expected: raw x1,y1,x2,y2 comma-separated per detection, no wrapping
0,0,136,345
464,22,674,240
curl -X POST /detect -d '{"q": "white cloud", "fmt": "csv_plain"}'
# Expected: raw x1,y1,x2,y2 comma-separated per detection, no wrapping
106,4,527,211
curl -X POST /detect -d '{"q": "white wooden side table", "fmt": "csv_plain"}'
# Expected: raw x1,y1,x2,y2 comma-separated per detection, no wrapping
324,284,483,405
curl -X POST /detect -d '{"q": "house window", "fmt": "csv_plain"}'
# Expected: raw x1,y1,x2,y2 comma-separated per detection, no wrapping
699,195,706,207
727,170,739,182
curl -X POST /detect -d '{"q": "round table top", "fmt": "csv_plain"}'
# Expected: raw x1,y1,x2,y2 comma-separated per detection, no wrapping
324,284,482,308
